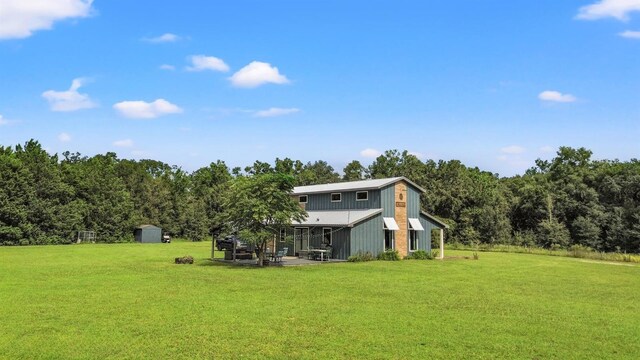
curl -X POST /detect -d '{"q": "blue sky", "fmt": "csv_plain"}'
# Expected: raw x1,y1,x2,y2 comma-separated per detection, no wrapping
0,0,638,176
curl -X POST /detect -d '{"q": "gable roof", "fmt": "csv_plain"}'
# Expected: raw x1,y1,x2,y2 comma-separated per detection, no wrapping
292,177,425,195
294,209,383,227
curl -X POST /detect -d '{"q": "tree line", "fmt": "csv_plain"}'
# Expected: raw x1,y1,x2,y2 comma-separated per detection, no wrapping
0,140,638,253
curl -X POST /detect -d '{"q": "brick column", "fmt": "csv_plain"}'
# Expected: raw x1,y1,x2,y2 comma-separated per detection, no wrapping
394,181,408,257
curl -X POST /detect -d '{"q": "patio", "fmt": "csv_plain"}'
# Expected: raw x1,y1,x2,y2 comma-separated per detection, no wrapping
213,256,346,267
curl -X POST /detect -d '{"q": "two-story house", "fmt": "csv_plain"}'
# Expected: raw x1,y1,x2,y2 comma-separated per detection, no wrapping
273,177,448,260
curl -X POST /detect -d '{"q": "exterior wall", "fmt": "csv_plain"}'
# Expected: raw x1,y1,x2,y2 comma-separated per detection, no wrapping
380,185,395,217
406,185,421,219
394,182,408,257
350,215,384,257
137,227,161,243
419,215,445,252
303,190,381,211
307,227,350,260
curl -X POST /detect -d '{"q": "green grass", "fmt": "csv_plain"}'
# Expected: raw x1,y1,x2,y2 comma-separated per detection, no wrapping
1,241,639,359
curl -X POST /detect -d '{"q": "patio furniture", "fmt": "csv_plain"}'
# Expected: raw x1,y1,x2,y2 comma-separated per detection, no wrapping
324,246,332,261
312,248,327,261
273,249,285,263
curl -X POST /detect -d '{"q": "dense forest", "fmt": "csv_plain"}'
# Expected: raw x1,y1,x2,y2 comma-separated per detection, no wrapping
1,140,638,253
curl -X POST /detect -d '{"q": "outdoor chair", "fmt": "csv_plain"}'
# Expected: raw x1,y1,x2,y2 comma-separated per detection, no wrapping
274,249,285,263
324,247,332,261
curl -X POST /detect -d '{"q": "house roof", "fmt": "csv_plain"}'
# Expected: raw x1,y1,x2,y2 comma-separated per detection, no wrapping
294,209,383,227
420,211,449,229
292,177,426,195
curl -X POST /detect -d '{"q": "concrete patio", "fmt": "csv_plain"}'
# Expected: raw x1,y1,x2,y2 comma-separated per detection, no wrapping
212,256,346,267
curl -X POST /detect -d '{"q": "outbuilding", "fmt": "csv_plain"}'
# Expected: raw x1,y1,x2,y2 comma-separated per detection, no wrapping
134,225,162,243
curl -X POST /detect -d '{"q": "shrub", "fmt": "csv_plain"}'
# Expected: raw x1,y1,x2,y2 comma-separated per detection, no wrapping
377,249,400,261
175,255,194,264
347,251,374,262
405,250,433,260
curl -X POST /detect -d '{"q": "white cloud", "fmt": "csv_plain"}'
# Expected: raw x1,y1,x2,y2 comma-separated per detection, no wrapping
408,151,425,159
540,145,555,153
0,0,94,40
538,90,577,103
0,115,8,125
229,61,290,88
186,55,229,72
619,30,640,38
254,107,300,118
113,139,134,148
159,64,175,71
500,145,526,154
142,33,180,43
577,0,640,21
58,132,71,142
113,99,183,119
360,148,382,158
42,78,97,112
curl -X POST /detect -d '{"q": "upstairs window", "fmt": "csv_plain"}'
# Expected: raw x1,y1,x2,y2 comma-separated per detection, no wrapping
331,193,342,202
356,191,368,201
299,195,308,203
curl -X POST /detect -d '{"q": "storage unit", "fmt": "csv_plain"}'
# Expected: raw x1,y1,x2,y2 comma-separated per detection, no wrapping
134,225,162,243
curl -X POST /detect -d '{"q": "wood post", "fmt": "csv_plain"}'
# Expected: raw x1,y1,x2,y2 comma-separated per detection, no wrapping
439,228,444,260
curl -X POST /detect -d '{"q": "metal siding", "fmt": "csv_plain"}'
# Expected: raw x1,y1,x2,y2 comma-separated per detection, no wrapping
141,227,162,243
284,227,350,260
350,215,385,256
305,190,381,211
406,186,421,219
328,228,350,260
419,215,439,252
380,185,395,217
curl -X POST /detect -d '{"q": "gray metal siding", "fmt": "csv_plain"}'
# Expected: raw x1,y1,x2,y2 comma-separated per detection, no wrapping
324,228,348,260
304,190,381,211
380,185,395,217
350,215,385,257
136,227,162,243
419,215,443,252
406,186,421,219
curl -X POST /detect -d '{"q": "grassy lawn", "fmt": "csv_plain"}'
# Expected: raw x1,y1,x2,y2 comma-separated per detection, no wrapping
1,241,639,359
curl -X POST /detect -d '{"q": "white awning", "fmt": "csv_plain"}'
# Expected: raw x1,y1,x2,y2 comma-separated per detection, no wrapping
408,218,424,231
383,217,399,231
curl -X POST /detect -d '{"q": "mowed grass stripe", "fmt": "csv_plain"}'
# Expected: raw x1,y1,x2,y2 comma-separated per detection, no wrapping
1,242,638,359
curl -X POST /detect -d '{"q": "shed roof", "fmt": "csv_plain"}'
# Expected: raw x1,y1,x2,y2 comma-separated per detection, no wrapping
135,224,161,230
294,209,383,227
292,177,425,195
420,211,449,229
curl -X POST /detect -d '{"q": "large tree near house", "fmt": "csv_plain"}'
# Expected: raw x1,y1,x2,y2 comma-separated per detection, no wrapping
222,173,307,266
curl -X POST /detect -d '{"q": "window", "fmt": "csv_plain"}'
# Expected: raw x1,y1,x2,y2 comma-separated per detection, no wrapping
409,230,418,251
384,229,394,250
299,195,308,203
356,191,368,201
331,193,341,202
279,228,287,242
322,228,332,246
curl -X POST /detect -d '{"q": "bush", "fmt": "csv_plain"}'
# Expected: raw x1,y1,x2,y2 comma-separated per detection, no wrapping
405,250,433,260
347,251,374,262
175,255,194,264
377,249,400,261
